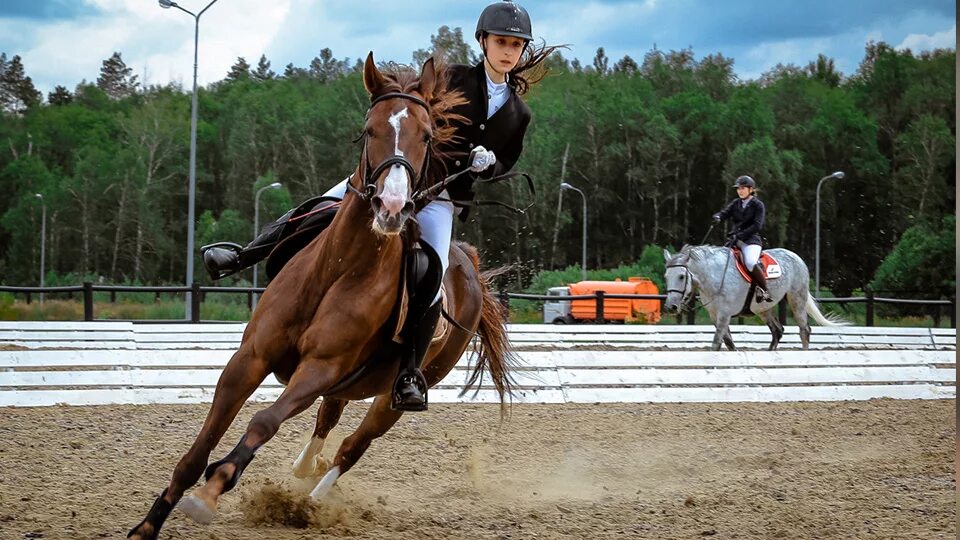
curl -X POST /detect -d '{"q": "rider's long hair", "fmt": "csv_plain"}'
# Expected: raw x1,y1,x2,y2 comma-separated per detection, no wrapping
507,40,567,95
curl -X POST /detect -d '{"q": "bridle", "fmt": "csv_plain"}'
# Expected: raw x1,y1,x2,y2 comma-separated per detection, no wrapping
347,91,432,201
345,89,537,216
665,262,696,308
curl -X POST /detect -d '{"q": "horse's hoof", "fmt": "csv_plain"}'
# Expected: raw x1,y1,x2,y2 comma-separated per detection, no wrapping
293,455,329,479
178,493,217,524
292,437,327,478
310,465,341,499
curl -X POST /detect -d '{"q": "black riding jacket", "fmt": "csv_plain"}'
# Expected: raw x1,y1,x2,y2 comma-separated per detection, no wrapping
440,62,531,216
715,196,766,246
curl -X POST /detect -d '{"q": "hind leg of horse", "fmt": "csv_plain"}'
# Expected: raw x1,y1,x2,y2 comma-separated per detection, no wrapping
181,359,336,524
787,292,812,349
722,329,737,351
292,397,349,479
760,309,784,350
310,394,403,499
128,348,268,540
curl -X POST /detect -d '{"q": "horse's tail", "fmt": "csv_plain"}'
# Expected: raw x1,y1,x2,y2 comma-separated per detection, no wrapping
457,244,518,416
804,292,851,326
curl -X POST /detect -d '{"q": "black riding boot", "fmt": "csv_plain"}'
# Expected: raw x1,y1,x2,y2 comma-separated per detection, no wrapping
392,302,442,411
201,198,339,280
201,230,281,280
750,264,773,303
391,241,444,412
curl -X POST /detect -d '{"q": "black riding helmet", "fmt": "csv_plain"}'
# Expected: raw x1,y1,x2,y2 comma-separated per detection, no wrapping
475,0,533,42
732,175,756,188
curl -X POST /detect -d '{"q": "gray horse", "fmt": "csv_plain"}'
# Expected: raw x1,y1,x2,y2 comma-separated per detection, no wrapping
663,245,848,350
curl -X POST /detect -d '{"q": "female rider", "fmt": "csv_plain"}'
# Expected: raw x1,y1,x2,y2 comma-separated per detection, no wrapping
713,175,773,303
202,0,561,410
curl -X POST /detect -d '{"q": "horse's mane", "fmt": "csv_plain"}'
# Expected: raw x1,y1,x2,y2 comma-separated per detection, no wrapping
377,62,468,189
680,244,725,265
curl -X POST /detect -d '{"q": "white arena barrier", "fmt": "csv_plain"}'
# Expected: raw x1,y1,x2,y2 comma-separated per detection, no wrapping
0,322,954,406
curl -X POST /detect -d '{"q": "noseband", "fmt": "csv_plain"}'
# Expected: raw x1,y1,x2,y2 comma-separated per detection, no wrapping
347,92,432,201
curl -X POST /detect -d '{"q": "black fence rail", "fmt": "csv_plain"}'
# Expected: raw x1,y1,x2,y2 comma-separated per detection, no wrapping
0,283,955,328
503,290,956,328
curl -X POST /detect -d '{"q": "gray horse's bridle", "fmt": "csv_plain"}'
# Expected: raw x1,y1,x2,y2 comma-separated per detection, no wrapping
665,263,696,308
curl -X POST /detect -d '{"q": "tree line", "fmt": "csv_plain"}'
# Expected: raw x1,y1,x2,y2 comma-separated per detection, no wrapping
0,28,954,299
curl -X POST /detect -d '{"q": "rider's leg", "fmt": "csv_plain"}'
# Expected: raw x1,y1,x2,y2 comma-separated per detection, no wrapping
202,178,350,280
392,196,454,411
741,243,772,302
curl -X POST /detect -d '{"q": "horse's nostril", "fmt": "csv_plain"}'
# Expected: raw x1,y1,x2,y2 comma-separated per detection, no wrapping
371,196,382,213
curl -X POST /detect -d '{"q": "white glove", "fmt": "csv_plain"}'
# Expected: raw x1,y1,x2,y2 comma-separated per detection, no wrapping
469,146,497,172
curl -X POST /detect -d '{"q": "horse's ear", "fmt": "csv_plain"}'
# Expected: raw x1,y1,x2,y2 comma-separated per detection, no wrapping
663,249,672,262
363,52,386,97
418,57,436,102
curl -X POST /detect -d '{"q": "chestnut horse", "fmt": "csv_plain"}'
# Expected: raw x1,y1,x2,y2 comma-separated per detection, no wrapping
128,54,516,540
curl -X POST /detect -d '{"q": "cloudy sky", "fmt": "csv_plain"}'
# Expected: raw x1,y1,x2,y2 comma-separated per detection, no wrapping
0,0,955,95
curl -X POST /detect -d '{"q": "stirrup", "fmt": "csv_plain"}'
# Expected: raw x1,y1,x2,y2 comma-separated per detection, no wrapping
391,370,428,412
755,287,773,303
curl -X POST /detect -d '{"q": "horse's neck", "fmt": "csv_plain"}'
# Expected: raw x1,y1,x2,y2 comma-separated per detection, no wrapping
322,189,403,271
687,246,728,294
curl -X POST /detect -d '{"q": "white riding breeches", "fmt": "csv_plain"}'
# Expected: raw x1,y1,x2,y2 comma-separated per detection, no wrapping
323,177,453,304
736,240,762,269
322,177,350,199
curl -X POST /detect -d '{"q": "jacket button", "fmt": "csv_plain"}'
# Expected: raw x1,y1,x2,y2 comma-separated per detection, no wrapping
468,143,474,149
455,160,461,166
479,124,485,130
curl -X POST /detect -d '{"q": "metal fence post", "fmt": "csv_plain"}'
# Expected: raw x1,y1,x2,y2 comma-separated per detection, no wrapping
190,283,201,323
865,287,874,327
25,291,31,305
83,282,94,321
950,299,956,329
595,290,605,323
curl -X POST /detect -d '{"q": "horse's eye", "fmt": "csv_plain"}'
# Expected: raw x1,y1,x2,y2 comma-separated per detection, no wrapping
423,134,432,143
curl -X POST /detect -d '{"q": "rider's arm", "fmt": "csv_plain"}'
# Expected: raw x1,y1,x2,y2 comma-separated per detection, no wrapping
473,105,530,180
714,199,736,222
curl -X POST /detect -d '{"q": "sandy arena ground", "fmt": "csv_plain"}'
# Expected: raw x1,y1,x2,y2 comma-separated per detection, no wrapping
0,399,954,539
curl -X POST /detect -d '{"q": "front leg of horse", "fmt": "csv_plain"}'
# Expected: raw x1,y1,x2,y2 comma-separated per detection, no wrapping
180,360,337,525
292,398,349,479
712,315,732,351
311,394,404,499
128,348,267,539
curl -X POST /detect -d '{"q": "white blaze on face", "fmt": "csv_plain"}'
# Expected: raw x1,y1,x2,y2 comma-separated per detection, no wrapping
379,107,410,215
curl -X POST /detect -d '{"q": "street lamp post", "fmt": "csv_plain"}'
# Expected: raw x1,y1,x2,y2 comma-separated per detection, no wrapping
158,0,220,319
815,170,845,297
34,193,45,304
560,182,587,281
252,182,282,308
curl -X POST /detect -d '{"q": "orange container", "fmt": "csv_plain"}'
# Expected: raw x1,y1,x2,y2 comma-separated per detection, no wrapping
568,278,661,323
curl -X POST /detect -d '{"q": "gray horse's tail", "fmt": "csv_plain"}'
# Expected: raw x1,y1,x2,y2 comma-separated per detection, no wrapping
805,293,850,326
